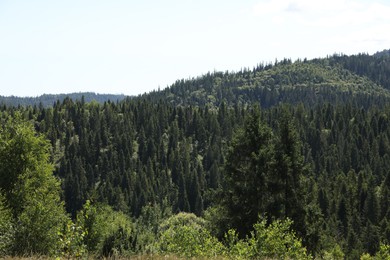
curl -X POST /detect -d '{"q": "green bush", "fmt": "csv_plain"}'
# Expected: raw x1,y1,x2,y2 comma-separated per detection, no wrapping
224,229,252,259
249,218,311,259
322,244,345,260
58,218,87,259
360,243,390,259
156,212,225,258
225,218,311,260
77,201,133,257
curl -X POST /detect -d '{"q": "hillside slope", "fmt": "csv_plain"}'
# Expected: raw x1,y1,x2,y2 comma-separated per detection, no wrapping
145,55,390,108
3,51,390,109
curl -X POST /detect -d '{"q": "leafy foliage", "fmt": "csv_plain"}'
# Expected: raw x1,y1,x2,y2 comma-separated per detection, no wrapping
77,200,133,257
223,217,311,259
0,114,67,255
58,219,87,259
248,218,311,259
360,243,390,259
156,213,225,258
0,192,14,256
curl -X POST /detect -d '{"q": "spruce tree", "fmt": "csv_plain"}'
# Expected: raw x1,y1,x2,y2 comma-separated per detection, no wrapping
223,105,275,236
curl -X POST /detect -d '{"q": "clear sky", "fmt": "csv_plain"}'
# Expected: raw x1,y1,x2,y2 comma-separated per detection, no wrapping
1,0,389,97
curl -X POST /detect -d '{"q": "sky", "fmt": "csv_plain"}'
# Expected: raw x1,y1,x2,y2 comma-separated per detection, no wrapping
0,0,390,97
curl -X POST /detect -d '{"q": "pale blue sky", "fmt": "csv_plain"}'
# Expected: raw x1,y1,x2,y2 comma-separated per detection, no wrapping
1,0,389,97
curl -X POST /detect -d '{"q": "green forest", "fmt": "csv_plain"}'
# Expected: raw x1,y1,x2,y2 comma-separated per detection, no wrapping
1,52,390,259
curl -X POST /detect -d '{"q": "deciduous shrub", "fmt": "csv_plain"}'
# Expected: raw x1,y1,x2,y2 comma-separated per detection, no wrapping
156,212,225,258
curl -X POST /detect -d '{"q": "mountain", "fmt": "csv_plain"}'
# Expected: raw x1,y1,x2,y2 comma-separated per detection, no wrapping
3,50,390,109
0,92,128,107
145,54,390,108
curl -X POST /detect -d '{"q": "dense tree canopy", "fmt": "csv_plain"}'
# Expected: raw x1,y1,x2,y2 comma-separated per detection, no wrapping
1,51,390,258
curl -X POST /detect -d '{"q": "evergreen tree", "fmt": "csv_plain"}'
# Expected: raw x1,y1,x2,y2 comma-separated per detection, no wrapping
273,107,307,235
223,105,275,236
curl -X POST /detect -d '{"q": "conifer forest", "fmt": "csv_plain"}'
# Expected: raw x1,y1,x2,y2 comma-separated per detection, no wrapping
1,52,390,259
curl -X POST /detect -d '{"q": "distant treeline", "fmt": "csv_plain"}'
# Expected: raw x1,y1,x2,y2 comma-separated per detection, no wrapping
0,92,128,107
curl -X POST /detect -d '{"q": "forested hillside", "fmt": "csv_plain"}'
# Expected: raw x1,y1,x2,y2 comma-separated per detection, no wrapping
145,56,390,108
1,52,390,259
